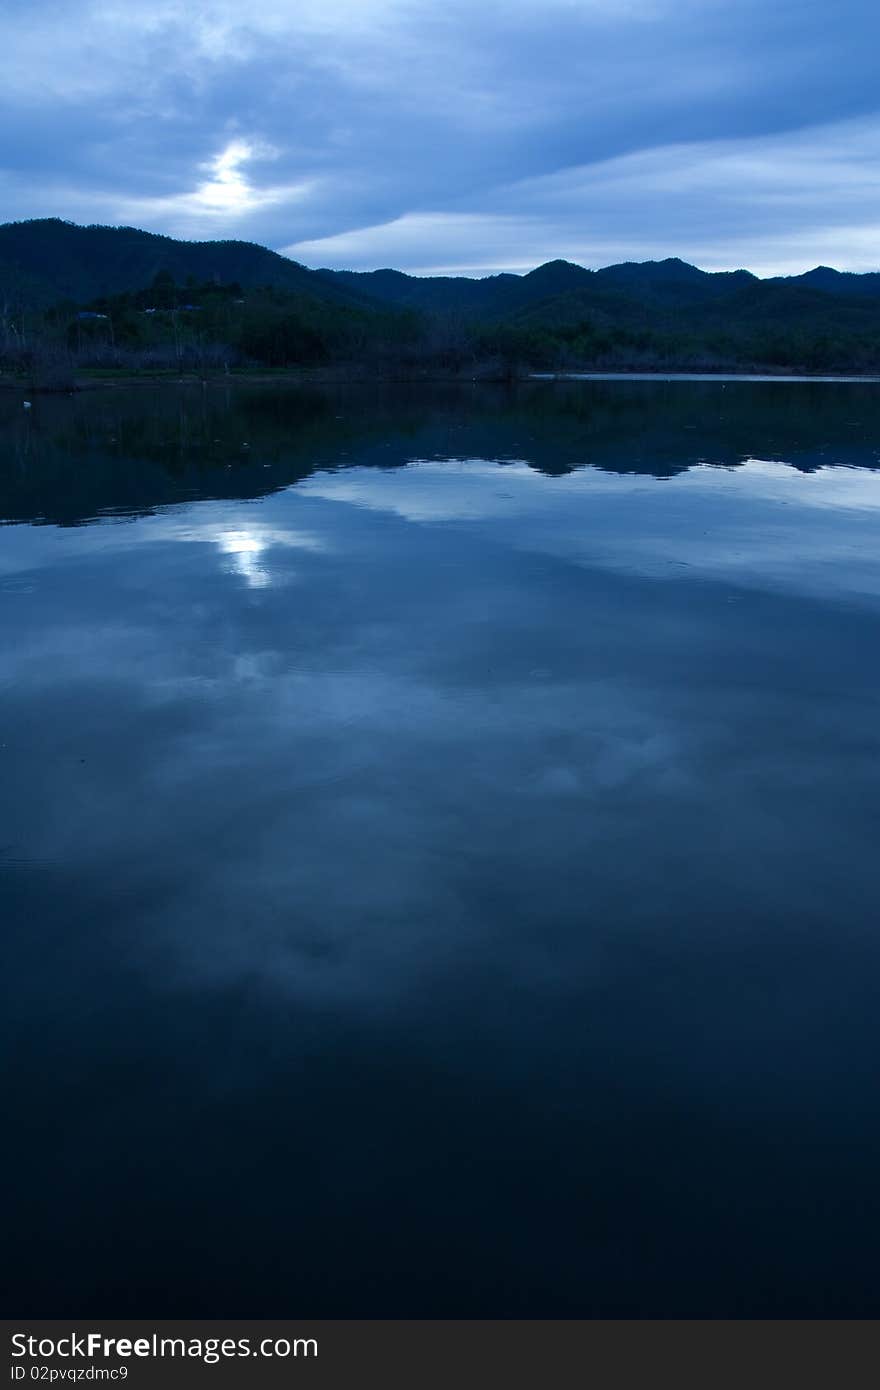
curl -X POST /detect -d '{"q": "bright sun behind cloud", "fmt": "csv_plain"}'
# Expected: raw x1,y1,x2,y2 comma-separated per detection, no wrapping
193,141,272,215
118,138,314,234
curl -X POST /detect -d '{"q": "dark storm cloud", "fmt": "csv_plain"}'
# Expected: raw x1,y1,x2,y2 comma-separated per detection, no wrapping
1,0,879,272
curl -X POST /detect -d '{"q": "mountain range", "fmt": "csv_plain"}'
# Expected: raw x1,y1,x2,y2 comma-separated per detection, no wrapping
3,217,879,315
2,218,880,373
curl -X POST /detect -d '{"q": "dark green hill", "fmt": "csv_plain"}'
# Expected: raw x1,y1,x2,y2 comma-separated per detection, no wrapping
319,259,596,318
322,254,880,323
0,218,377,310
771,266,880,298
318,266,523,315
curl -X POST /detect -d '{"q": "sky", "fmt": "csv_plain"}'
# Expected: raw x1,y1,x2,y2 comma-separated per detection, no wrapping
2,0,879,277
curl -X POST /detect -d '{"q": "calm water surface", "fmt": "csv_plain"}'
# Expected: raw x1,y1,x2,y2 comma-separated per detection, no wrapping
2,380,880,1315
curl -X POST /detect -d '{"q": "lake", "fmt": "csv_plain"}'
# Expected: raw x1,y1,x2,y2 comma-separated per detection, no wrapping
2,378,880,1316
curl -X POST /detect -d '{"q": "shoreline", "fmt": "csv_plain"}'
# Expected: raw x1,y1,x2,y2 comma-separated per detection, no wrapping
531,370,880,384
3,365,880,392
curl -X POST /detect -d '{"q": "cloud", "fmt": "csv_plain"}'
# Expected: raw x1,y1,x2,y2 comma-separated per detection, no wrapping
285,117,880,276
114,139,318,238
0,1,879,272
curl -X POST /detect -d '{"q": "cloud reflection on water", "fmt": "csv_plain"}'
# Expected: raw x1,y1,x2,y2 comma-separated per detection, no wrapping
4,386,880,1317
3,446,880,1004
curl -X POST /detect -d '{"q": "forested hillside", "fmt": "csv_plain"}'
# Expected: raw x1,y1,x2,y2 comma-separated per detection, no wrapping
2,219,880,380
0,219,373,309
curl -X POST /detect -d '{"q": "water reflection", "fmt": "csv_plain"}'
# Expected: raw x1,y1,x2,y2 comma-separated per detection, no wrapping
3,377,880,527
2,381,880,1317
